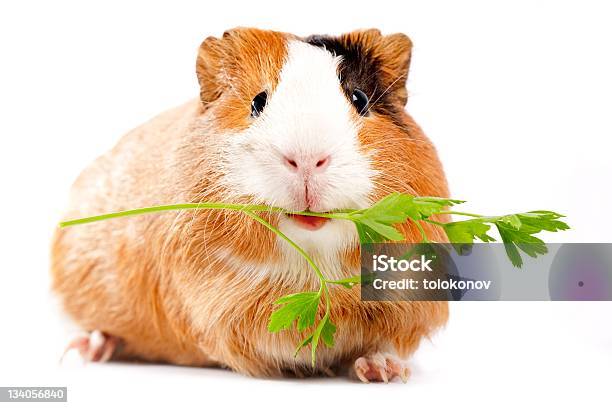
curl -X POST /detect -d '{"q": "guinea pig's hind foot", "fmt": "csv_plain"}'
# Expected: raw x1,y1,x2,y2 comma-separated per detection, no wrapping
61,330,121,364
350,352,411,384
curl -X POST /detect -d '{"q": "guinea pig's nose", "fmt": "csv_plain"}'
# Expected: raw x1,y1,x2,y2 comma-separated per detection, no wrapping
283,154,331,173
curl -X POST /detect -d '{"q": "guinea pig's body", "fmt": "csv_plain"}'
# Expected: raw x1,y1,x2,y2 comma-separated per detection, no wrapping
52,28,450,382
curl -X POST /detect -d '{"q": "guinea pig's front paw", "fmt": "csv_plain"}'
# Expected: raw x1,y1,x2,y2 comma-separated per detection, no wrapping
61,330,121,363
351,352,411,383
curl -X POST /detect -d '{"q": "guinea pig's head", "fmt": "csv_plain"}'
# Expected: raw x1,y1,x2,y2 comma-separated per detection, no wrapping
192,28,448,258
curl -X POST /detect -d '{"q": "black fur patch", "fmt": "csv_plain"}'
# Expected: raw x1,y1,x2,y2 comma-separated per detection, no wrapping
305,34,407,127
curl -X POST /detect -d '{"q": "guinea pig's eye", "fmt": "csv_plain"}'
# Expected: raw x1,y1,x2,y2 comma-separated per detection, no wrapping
251,91,268,118
351,88,369,116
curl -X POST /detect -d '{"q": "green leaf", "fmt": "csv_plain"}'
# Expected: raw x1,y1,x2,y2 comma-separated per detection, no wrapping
348,193,461,243
444,219,496,244
310,315,336,366
355,222,399,244
493,210,568,267
359,218,405,241
268,291,320,333
293,316,336,363
498,214,522,229
517,211,569,232
408,196,465,219
326,275,361,288
293,334,313,357
443,210,568,267
320,318,336,348
497,223,548,267
354,193,416,224
497,226,529,267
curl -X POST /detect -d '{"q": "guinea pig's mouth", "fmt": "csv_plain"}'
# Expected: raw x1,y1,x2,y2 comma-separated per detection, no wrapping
285,214,330,231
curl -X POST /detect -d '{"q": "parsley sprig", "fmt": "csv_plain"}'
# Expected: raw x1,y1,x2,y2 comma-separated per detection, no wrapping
59,193,569,365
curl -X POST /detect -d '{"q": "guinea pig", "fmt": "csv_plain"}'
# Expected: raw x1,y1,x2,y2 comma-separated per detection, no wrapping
51,27,451,383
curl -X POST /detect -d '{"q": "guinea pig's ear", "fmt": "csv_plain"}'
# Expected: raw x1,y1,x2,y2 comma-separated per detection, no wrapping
196,28,286,107
372,32,412,107
343,29,413,106
379,33,413,102
196,35,225,105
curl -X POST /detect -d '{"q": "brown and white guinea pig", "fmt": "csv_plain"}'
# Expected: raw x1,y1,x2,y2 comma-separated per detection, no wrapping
51,27,451,382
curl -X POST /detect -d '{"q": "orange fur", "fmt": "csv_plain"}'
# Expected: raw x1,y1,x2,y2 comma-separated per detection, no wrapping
51,28,450,378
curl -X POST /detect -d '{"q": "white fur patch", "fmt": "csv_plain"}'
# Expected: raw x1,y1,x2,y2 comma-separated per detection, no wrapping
221,40,376,262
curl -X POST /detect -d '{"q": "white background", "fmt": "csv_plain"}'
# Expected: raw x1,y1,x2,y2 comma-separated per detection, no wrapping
1,0,611,407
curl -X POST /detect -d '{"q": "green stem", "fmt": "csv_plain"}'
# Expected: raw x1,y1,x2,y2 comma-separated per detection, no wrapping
438,210,484,218
62,201,338,366
59,202,352,228
242,210,327,283
412,220,430,243
434,212,505,226
243,209,331,367
314,284,331,366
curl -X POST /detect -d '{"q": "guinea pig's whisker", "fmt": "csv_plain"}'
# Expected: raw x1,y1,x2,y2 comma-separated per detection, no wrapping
364,72,407,116
351,65,401,116
371,178,417,197
363,137,425,147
